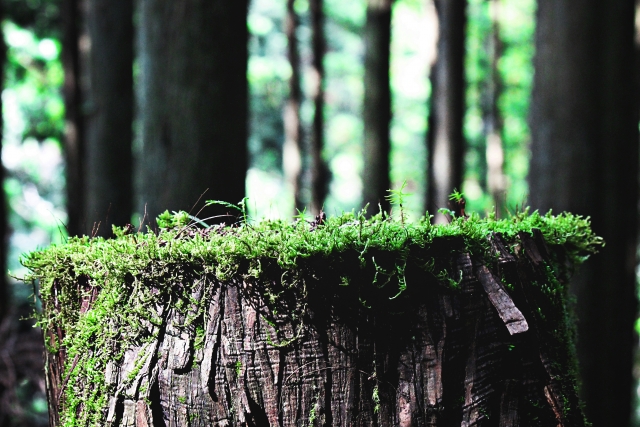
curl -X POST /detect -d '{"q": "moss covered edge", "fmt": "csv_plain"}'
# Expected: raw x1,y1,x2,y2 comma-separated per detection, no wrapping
22,208,602,426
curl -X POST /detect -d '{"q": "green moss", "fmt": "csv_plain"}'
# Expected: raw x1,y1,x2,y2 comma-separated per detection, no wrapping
308,404,317,426
22,208,602,426
372,383,381,414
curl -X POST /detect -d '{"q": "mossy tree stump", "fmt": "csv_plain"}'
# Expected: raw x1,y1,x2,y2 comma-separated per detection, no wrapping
24,210,601,426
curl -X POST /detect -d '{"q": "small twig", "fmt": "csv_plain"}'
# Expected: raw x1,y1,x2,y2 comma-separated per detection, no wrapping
57,354,80,403
91,221,101,238
188,189,209,217
138,203,149,233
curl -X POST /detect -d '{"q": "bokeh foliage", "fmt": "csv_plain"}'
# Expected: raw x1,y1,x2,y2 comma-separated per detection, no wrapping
1,1,64,423
0,0,544,424
463,0,534,213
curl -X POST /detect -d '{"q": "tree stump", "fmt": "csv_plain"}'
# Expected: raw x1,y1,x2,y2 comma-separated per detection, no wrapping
24,211,600,426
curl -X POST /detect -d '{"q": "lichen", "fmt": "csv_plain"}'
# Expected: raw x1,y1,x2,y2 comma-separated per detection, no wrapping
21,207,602,426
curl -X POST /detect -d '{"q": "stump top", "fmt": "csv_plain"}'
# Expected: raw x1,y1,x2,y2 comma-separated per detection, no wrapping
25,208,601,288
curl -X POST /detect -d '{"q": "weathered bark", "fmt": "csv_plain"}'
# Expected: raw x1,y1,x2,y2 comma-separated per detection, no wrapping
83,0,134,236
309,0,329,216
43,232,586,426
427,0,466,223
362,0,392,214
61,0,85,236
283,0,305,214
528,1,638,425
137,0,249,222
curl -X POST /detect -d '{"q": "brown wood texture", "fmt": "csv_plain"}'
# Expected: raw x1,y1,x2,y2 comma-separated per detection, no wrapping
44,232,586,426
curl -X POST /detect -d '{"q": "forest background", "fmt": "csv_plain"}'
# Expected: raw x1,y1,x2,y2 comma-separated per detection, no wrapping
0,0,637,426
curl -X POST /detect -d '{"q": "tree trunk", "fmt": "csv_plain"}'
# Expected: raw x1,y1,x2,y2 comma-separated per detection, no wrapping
0,0,6,327
483,0,505,217
83,0,134,236
37,228,591,426
137,0,249,222
283,0,305,214
528,1,638,426
427,0,466,223
309,0,329,216
61,0,85,236
362,0,392,215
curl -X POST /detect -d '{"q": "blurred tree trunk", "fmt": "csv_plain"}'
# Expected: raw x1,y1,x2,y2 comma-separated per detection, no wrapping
137,0,249,222
483,0,505,217
362,0,392,214
283,0,305,214
0,5,7,416
0,0,6,327
528,1,638,426
309,0,329,216
83,0,133,237
62,0,85,236
427,0,466,223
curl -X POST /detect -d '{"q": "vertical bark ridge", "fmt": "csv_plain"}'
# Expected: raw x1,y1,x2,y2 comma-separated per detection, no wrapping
421,298,446,425
459,258,495,426
320,335,334,426
276,349,286,427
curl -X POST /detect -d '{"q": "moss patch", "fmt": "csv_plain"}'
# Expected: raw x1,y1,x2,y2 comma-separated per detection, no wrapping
22,208,601,426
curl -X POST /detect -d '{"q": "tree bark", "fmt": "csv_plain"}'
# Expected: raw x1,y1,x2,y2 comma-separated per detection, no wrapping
283,0,305,214
528,1,638,426
61,0,85,236
42,232,588,426
362,0,392,215
427,0,466,223
309,0,329,216
83,0,133,236
137,0,249,223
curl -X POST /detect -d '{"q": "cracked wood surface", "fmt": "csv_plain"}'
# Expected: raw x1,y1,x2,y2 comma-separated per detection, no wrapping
44,232,586,426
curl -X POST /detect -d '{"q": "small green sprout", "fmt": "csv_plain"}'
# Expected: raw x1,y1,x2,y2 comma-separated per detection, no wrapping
449,188,464,203
386,180,411,224
205,197,250,224
443,189,466,219
293,207,309,223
